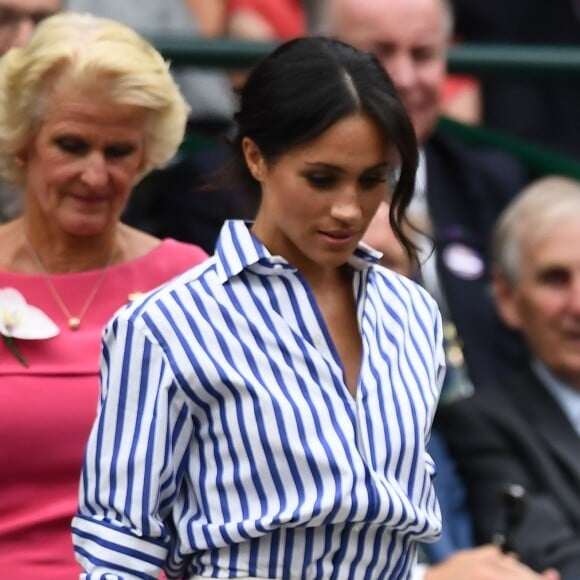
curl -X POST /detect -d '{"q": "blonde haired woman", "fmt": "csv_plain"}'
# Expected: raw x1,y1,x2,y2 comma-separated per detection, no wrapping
0,12,207,578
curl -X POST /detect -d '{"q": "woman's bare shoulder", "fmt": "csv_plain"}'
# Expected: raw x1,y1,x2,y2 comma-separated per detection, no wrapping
117,224,162,262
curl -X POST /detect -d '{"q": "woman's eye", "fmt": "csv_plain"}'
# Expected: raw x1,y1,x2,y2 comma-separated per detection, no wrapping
305,173,337,188
53,138,136,159
54,138,88,155
360,175,388,189
105,144,136,159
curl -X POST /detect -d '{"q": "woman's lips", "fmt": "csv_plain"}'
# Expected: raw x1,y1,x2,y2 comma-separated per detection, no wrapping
319,229,358,247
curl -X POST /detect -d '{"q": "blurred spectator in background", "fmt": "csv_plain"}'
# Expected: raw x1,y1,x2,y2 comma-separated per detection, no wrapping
329,0,532,394
0,0,63,222
65,0,255,254
450,0,580,157
437,175,580,578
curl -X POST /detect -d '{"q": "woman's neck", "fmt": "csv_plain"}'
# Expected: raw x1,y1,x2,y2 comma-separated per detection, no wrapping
13,216,122,274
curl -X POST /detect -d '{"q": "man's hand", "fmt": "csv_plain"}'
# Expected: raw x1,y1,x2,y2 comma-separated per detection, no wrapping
424,545,560,580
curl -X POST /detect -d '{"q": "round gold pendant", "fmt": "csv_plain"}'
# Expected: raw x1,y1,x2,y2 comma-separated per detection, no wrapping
68,317,81,330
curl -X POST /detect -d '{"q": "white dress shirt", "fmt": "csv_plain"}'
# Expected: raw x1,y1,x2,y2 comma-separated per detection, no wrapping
73,220,445,579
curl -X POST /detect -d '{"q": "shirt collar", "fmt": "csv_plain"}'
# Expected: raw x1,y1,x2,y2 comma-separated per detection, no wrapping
531,358,580,436
214,220,382,284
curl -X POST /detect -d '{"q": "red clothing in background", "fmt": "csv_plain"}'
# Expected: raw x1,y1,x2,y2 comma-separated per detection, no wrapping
226,0,305,38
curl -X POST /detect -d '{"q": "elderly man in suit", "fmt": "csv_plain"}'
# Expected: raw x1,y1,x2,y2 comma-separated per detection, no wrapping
437,176,580,578
361,200,559,580
329,0,531,393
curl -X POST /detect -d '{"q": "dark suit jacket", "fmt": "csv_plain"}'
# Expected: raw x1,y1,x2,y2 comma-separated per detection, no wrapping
425,129,530,389
435,366,580,577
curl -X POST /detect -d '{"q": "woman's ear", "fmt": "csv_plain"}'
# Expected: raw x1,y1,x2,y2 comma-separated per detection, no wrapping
242,137,266,182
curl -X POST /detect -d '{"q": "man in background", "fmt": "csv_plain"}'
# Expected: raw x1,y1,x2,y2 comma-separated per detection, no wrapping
436,176,580,577
362,200,559,580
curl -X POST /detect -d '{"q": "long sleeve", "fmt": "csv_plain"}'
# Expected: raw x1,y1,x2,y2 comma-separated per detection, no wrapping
73,313,195,579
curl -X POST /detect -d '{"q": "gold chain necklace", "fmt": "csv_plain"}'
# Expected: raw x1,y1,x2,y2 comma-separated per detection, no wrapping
23,234,114,331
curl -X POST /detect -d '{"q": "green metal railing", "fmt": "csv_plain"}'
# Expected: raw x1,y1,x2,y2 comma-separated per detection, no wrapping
153,36,580,178
438,118,580,179
446,44,580,78
150,37,580,78
149,36,277,68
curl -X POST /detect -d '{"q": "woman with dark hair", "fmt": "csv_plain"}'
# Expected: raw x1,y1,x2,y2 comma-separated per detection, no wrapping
74,36,445,579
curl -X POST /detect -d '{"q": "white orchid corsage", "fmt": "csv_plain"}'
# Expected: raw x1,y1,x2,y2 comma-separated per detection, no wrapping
0,288,60,367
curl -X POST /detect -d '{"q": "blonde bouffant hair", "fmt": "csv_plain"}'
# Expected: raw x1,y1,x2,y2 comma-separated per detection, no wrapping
0,11,190,184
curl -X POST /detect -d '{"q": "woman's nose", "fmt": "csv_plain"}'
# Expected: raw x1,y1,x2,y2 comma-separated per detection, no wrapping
80,153,109,188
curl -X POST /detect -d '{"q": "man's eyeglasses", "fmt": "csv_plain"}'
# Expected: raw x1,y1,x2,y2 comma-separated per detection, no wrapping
0,6,57,31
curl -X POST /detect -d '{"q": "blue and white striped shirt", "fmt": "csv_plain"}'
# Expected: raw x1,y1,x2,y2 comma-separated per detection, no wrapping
73,220,445,580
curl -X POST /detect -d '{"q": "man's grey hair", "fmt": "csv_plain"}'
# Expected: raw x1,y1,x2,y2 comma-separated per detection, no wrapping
492,175,580,285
